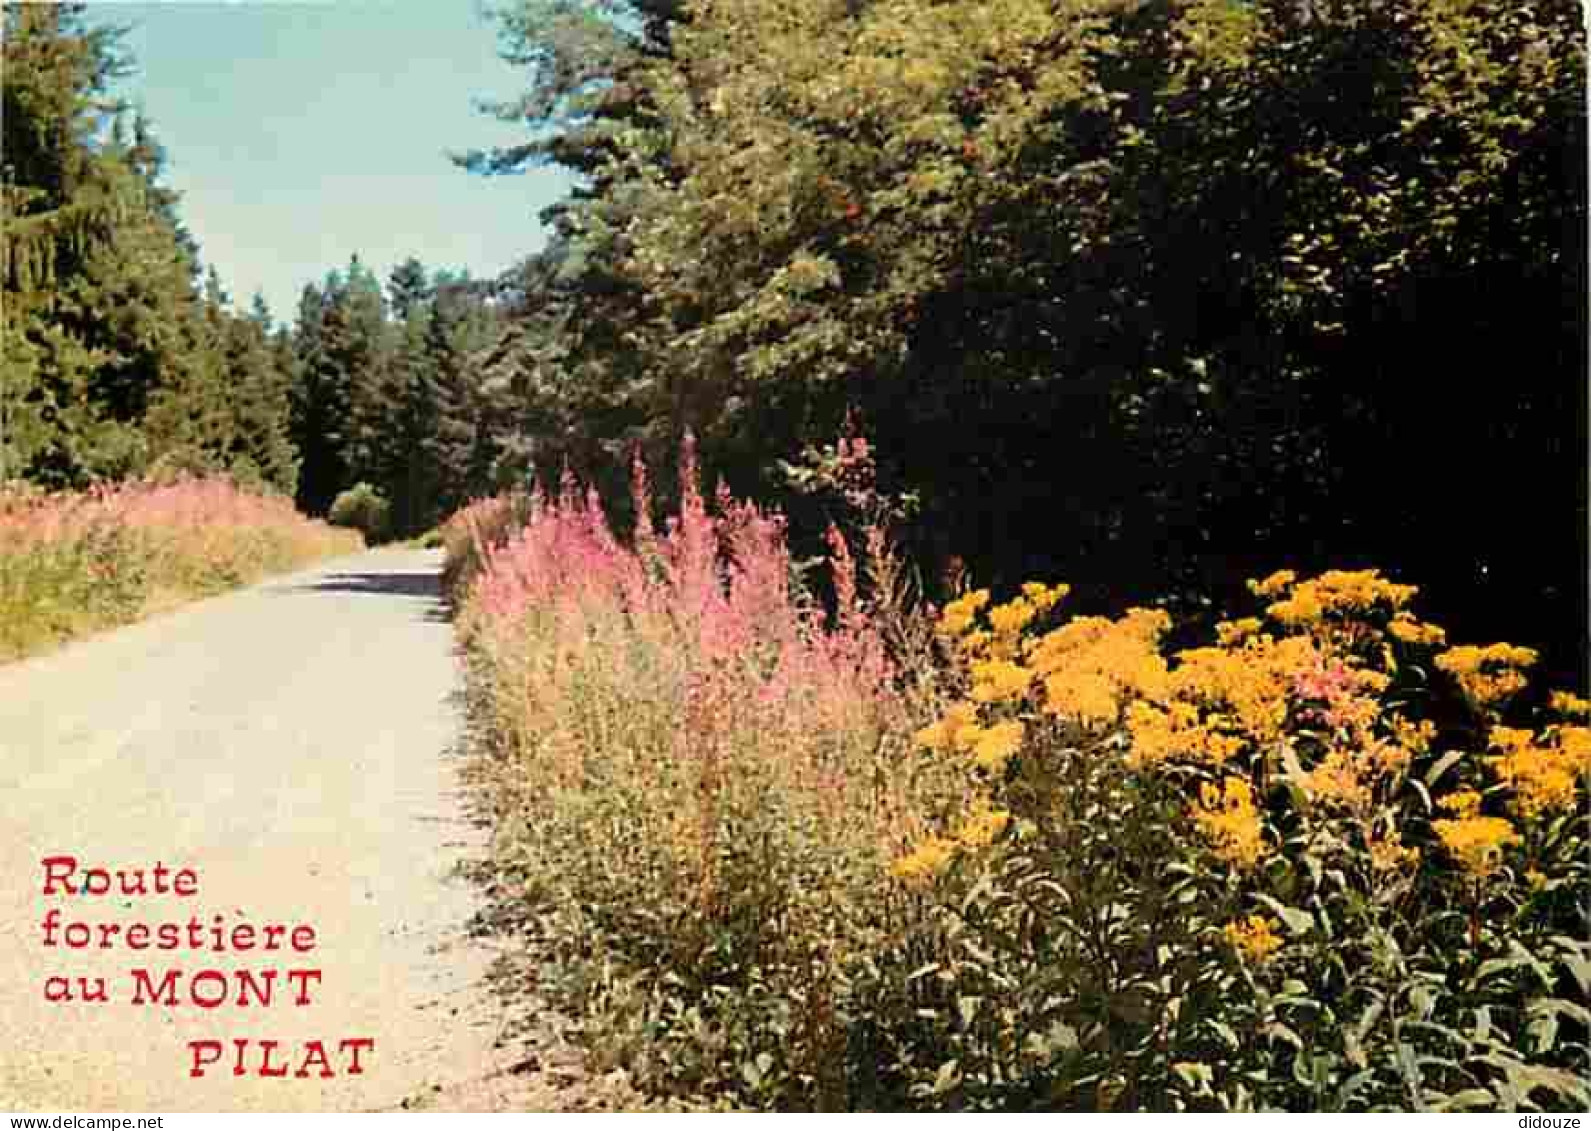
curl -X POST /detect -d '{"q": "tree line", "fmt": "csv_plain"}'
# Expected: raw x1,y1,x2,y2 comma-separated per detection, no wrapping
463,0,1587,684
2,3,515,537
4,0,1584,680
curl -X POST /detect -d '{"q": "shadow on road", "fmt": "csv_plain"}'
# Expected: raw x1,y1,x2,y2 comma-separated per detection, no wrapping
284,570,452,622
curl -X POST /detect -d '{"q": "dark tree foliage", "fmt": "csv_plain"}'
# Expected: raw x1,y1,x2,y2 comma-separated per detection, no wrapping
286,258,512,533
2,3,298,494
466,0,1587,687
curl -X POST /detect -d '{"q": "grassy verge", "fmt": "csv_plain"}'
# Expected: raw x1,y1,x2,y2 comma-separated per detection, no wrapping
0,476,364,662
444,449,1590,1112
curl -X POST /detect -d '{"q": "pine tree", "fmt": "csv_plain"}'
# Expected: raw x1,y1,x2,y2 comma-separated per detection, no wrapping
288,280,347,514
2,2,136,483
219,293,298,494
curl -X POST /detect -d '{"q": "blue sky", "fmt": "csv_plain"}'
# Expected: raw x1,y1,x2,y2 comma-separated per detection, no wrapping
97,0,573,326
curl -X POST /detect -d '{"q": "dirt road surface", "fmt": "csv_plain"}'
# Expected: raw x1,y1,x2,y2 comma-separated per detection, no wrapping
0,549,546,1111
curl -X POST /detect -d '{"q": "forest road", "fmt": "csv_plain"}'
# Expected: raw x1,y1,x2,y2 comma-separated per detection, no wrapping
0,549,533,1112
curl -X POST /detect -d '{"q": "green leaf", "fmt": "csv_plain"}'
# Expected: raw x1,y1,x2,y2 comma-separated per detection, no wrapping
1528,996,1591,1029
1550,939,1591,998
1172,1061,1214,1093
930,1059,961,1096
1206,1019,1240,1050
1423,748,1468,790
957,995,981,1027
1253,894,1313,936
1343,1008,1371,1069
1265,1021,1304,1049
1333,1068,1379,1109
1431,1088,1496,1112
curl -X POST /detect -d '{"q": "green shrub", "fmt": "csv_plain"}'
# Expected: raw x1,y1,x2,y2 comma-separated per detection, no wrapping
328,482,390,543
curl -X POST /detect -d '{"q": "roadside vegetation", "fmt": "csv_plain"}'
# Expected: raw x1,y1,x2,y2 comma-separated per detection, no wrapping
0,476,361,661
443,445,1590,1112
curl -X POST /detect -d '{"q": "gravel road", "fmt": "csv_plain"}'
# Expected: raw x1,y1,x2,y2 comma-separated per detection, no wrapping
0,549,532,1111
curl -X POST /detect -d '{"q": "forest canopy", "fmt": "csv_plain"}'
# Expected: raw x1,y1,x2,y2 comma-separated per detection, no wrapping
465,0,1588,683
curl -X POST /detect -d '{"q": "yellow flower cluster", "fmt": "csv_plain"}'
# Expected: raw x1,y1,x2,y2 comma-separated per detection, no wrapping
914,701,981,751
1182,636,1320,737
1302,745,1375,812
1391,716,1436,754
887,835,958,885
1439,788,1482,817
915,703,1026,771
1367,828,1419,873
909,566,1577,901
1191,776,1265,870
1388,614,1447,646
1027,608,1171,727
1549,690,1591,718
970,657,1033,703
1312,737,1416,812
1021,581,1070,612
988,597,1036,639
1432,790,1520,879
1248,570,1296,598
971,720,1025,771
1223,914,1283,963
1216,617,1263,646
937,589,991,638
1434,643,1538,710
954,798,1012,848
1257,568,1418,627
1487,724,1591,819
1433,815,1520,880
888,799,1013,885
939,584,1067,658
1125,699,1246,769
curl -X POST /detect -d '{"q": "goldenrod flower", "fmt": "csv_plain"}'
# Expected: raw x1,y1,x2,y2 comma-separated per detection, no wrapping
914,701,981,751
1439,789,1483,818
1027,608,1170,726
1487,724,1584,819
1367,828,1419,872
1020,581,1069,613
1388,614,1446,646
1549,690,1591,718
1265,570,1416,627
1043,670,1119,726
988,596,1035,638
1191,776,1265,870
1216,617,1263,646
1267,590,1325,625
1559,725,1590,770
937,589,990,637
971,720,1024,771
1248,569,1297,598
1173,635,1315,745
1435,643,1537,710
970,657,1033,703
956,629,992,658
1391,716,1436,754
1224,915,1283,963
888,836,958,885
955,801,1011,848
1303,747,1373,812
1433,813,1519,879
